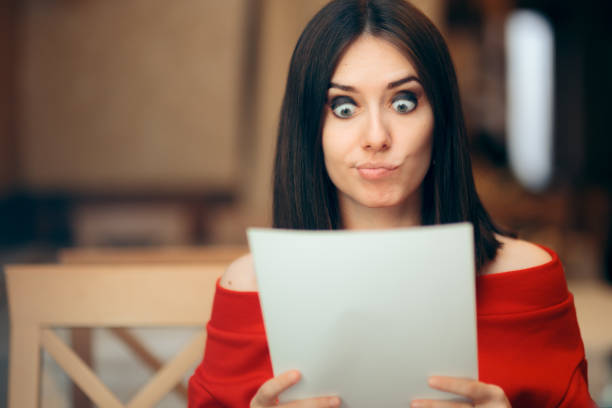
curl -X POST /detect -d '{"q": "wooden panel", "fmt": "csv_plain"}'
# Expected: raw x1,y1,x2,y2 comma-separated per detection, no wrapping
5,264,223,325
59,245,247,264
126,331,205,408
71,328,94,408
107,327,189,400
41,329,123,408
58,245,242,407
41,328,205,408
5,263,220,407
7,325,40,408
0,0,17,194
569,280,612,351
19,0,247,193
244,0,328,221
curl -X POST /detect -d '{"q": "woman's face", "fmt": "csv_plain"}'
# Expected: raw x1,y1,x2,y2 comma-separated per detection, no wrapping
322,34,434,212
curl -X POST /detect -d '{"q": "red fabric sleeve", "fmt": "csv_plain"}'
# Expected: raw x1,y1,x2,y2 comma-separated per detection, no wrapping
477,246,597,407
557,359,598,408
188,280,273,408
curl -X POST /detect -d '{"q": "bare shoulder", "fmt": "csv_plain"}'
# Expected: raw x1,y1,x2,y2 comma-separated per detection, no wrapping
481,235,553,275
219,253,258,291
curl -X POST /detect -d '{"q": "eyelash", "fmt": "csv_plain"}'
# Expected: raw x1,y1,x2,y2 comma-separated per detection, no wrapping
328,91,418,119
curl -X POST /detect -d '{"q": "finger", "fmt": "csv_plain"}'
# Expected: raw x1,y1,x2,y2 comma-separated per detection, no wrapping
411,399,473,408
252,370,301,406
282,396,342,408
428,376,505,403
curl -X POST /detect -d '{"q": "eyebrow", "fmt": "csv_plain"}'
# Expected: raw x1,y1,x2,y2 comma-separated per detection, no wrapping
328,75,421,92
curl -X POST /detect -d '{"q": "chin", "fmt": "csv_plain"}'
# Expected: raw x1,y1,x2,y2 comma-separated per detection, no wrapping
358,192,406,208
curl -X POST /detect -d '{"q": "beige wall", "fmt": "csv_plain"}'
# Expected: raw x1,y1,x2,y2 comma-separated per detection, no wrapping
19,0,247,194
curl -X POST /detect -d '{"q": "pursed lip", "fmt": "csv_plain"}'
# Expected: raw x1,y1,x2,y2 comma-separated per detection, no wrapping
355,163,399,180
356,162,399,170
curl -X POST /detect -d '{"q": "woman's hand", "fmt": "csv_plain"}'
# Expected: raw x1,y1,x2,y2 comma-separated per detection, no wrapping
411,376,511,408
250,370,341,408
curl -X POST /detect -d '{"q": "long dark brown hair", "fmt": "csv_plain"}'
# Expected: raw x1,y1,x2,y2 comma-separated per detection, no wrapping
273,0,511,272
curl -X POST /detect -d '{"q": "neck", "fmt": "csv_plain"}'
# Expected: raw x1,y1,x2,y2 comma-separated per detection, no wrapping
339,192,422,230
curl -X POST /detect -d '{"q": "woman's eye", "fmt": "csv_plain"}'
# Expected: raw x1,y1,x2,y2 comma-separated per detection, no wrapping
391,93,417,114
331,97,357,118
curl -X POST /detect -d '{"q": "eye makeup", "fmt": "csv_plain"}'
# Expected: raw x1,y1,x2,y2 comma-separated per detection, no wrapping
391,90,418,104
328,95,358,119
327,88,421,116
391,91,418,113
329,95,356,110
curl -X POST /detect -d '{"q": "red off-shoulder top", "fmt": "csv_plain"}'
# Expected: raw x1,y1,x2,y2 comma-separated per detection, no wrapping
188,246,596,407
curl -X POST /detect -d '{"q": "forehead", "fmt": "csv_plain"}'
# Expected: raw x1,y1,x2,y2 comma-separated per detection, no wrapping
331,35,418,85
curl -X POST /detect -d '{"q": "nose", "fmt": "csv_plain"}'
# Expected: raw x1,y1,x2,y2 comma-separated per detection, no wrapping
362,109,391,152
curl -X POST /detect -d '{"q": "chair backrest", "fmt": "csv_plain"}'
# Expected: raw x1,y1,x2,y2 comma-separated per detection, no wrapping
58,245,248,264
5,263,226,408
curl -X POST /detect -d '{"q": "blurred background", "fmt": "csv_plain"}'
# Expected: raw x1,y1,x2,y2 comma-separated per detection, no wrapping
0,0,610,406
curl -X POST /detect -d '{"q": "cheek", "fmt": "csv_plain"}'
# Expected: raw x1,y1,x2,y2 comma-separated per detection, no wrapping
415,133,434,171
322,120,355,167
391,116,433,160
413,109,434,157
419,125,434,158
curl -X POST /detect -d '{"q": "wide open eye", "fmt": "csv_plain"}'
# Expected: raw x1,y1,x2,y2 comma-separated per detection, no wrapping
391,92,417,114
331,96,358,119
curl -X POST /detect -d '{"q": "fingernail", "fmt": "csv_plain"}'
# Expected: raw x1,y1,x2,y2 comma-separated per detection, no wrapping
411,402,425,408
328,396,341,407
288,371,300,382
428,376,439,386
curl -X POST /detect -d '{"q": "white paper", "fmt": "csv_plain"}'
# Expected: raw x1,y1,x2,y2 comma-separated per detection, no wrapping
247,223,478,407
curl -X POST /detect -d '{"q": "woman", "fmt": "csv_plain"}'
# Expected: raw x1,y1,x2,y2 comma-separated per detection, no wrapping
189,0,596,406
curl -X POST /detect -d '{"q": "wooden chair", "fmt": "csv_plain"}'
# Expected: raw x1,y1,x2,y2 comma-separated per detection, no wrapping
58,245,246,407
5,263,225,408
